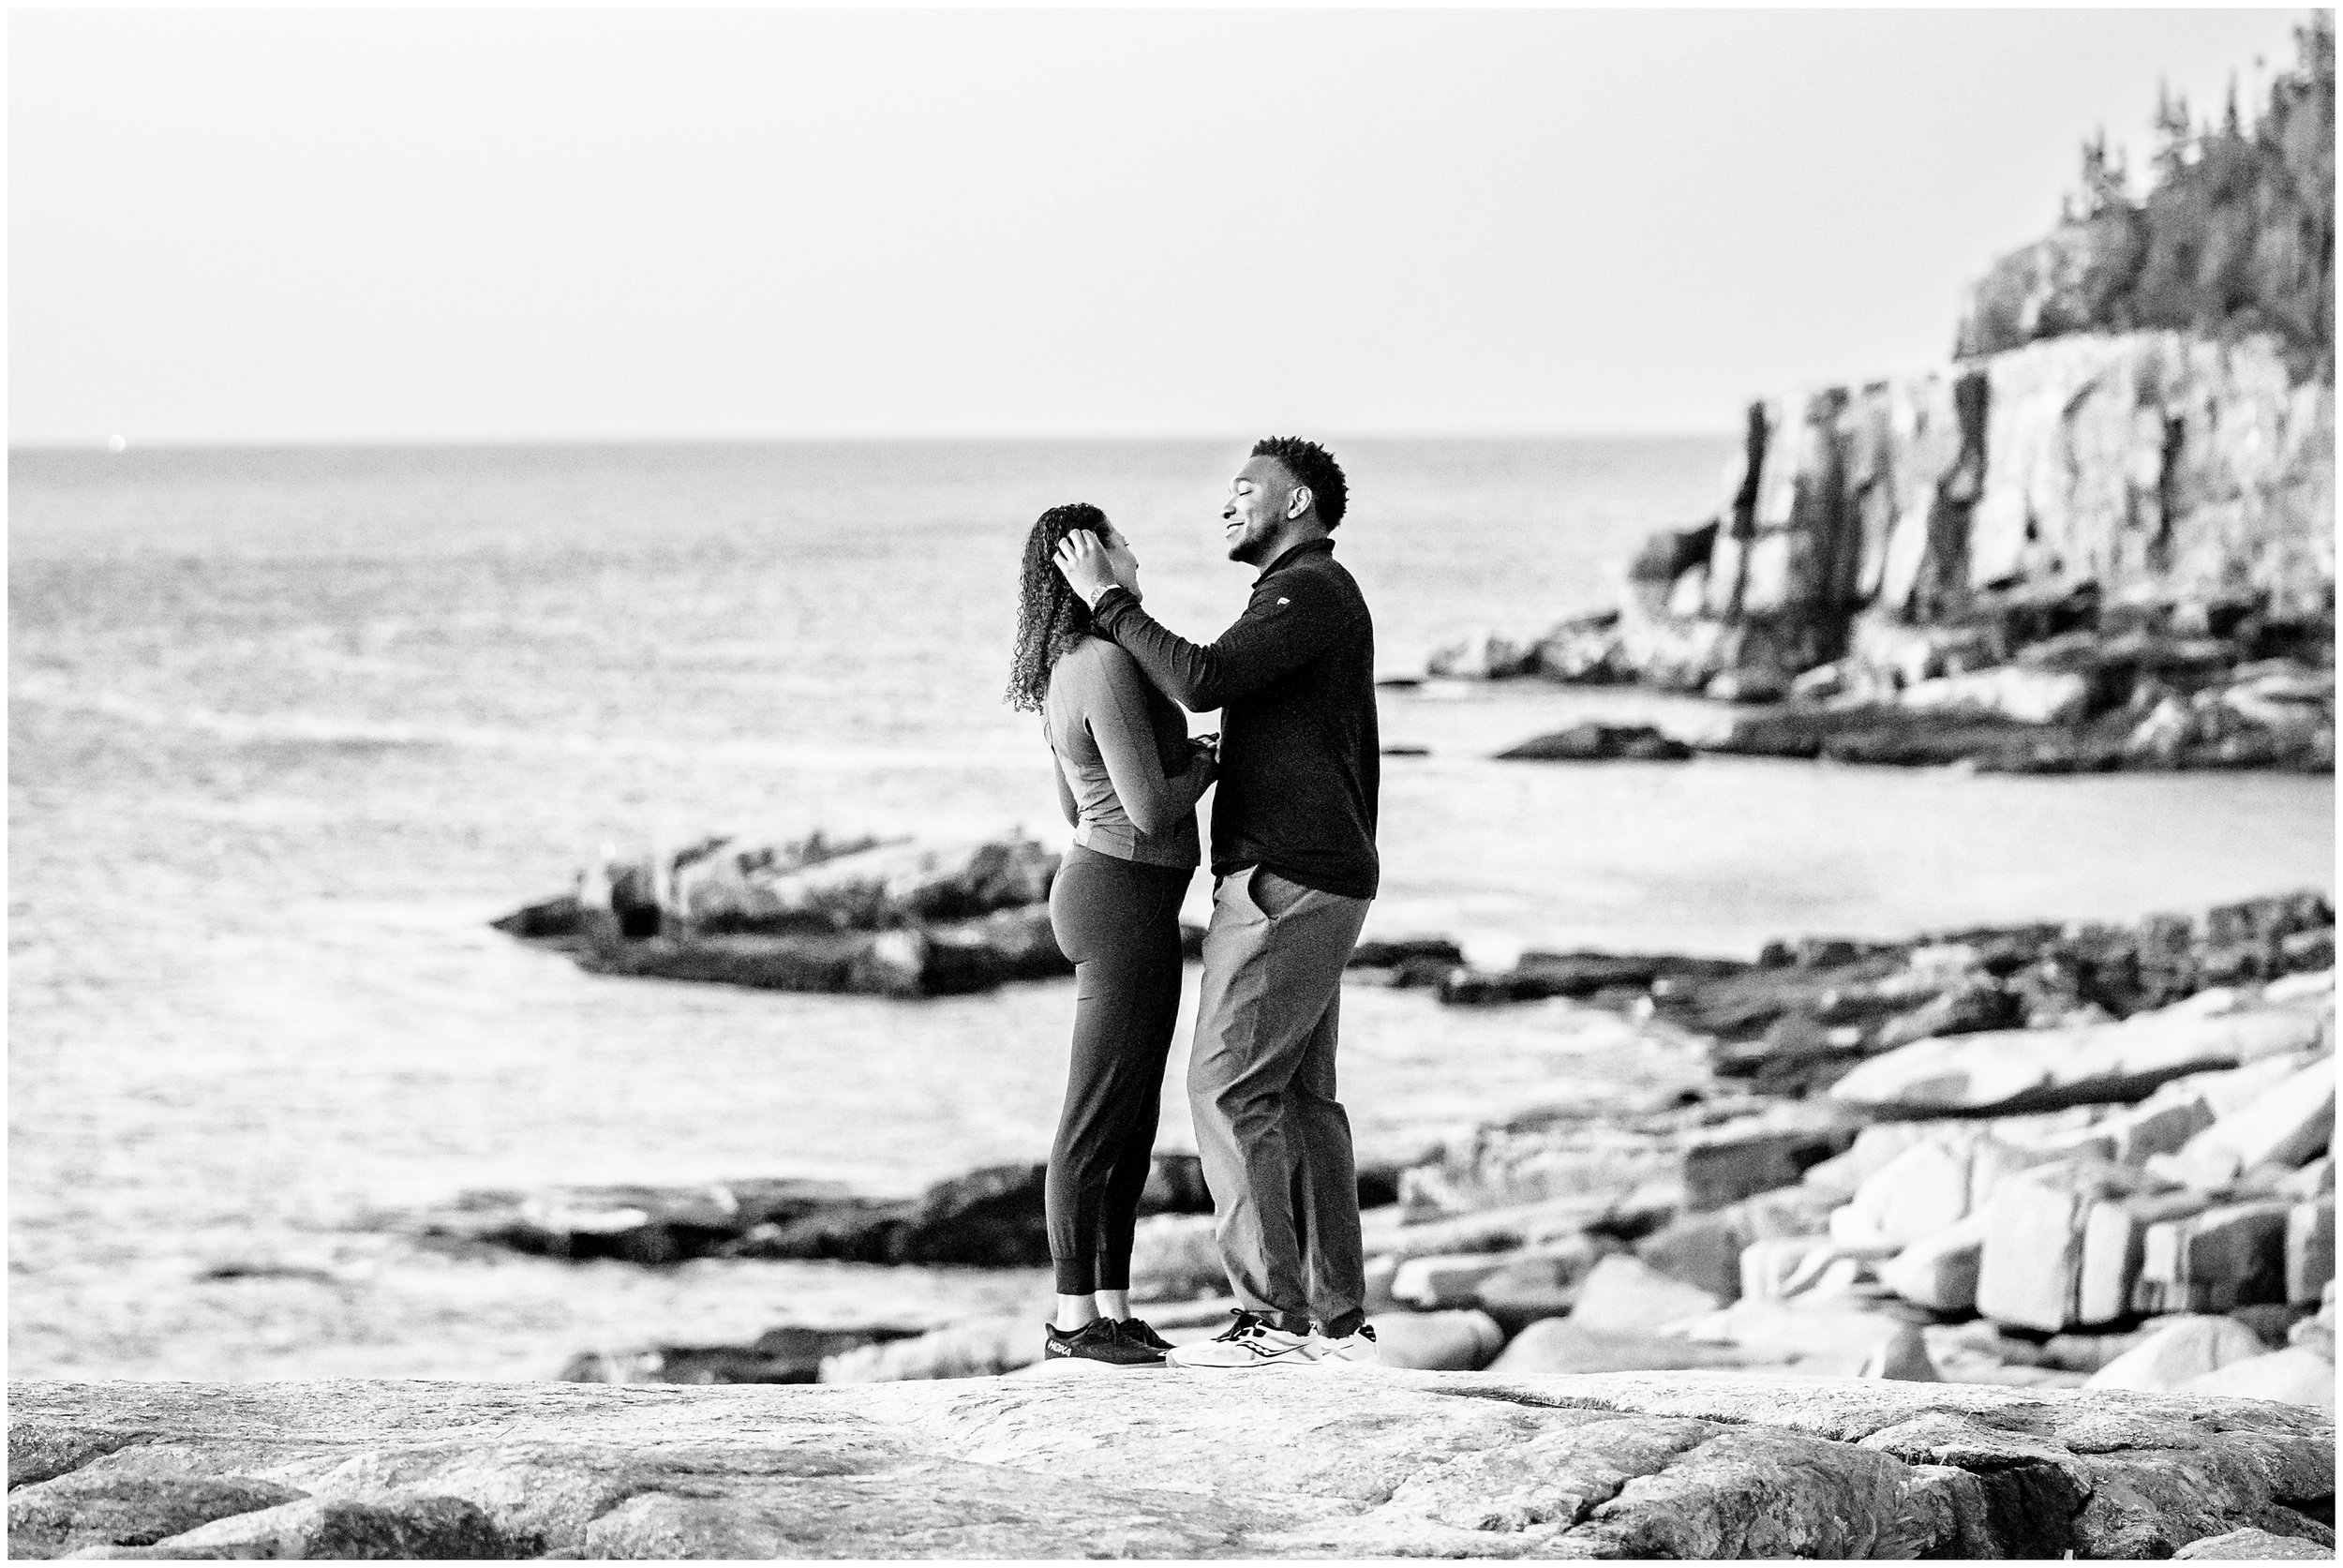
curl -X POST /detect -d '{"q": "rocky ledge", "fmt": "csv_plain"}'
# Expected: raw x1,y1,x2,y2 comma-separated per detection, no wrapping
495,829,1109,1000
9,1372,2334,1560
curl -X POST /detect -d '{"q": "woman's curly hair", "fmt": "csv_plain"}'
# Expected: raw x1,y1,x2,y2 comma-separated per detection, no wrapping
1005,501,1110,713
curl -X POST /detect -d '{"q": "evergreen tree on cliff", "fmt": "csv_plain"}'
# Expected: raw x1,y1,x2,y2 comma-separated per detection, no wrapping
1962,11,2335,382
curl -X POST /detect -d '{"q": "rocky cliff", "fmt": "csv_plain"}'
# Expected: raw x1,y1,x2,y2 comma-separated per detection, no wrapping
8,1372,2333,1560
1434,328,2333,772
1526,331,2334,694
1427,25,2335,770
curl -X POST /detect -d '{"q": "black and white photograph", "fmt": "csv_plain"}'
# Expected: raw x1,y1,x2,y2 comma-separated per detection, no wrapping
7,4,2336,1560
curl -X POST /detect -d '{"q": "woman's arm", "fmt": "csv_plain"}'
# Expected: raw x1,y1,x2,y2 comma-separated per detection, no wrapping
1082,648,1211,840
1052,745,1081,827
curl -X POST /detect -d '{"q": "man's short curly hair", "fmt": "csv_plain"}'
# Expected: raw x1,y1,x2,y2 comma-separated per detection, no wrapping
1251,436,1348,530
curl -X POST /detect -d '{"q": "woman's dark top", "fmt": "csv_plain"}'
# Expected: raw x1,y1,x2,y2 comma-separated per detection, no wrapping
1044,635,1211,869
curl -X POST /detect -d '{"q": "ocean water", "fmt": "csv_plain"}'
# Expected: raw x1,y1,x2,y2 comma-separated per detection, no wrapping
9,439,2332,1379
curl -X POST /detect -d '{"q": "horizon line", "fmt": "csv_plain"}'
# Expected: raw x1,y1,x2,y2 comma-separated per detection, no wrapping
9,427,1739,455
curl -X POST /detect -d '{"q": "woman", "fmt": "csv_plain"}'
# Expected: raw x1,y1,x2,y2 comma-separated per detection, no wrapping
1007,502,1216,1366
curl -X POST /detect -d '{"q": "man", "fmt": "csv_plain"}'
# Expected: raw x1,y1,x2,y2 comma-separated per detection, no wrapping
1052,436,1379,1368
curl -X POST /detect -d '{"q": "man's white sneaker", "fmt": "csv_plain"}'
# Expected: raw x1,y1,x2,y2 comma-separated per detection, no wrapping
1306,1322,1381,1366
1165,1310,1318,1368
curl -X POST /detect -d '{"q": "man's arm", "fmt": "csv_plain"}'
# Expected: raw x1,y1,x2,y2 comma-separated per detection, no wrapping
1089,579,1356,713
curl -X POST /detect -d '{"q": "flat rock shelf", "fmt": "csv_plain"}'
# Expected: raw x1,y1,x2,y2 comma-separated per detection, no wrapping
8,1374,2333,1560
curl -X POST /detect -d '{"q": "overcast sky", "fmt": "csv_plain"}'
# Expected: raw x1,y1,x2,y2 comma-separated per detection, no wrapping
8,7,2310,445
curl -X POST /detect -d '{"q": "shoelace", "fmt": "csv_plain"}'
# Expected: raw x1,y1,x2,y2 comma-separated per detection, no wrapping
1212,1309,1270,1342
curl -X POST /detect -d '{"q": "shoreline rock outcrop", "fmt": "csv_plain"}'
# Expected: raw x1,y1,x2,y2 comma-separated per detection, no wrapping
463,889,2337,1409
370,1151,1410,1273
9,1373,2332,1560
1428,330,2334,774
495,829,1112,999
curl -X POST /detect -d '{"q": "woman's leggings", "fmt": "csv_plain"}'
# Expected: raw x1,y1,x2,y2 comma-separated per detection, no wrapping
1045,844,1193,1295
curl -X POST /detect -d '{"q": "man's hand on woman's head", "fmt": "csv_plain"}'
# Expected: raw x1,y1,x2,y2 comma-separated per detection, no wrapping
1053,531,1120,607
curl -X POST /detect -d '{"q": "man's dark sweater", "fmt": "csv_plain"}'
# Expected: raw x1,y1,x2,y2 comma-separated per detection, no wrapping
1090,538,1380,900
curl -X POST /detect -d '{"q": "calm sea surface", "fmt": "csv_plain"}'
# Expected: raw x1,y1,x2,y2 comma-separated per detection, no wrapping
10,439,2332,1378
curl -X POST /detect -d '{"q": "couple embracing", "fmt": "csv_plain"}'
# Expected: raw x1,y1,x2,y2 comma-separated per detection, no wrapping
1004,437,1380,1371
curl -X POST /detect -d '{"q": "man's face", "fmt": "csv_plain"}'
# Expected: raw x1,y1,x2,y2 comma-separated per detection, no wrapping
1222,455,1297,564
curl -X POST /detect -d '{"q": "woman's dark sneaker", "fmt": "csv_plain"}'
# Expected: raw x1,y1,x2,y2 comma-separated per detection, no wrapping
1115,1317,1174,1353
1044,1318,1165,1366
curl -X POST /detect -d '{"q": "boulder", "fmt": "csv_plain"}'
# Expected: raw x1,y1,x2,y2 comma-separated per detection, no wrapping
2289,1280,2336,1360
672,833,1054,933
1394,1124,1679,1217
2288,1200,2336,1305
1833,1138,1972,1246
2087,1315,2275,1393
1427,633,1537,679
1353,1310,1505,1372
1470,1242,1609,1333
1366,1194,1623,1261
1671,1302,1937,1380
2186,1048,2336,1118
1570,1255,1725,1333
889,1163,1052,1266
1828,1004,2323,1117
2177,1347,2337,1411
816,1315,1038,1383
2060,1091,2218,1166
1638,1211,1753,1302
1878,1213,1992,1313
1492,724,1693,762
1832,1131,2049,1247
1802,1123,1933,1194
1928,1320,2164,1383
1736,1185,1844,1239
2079,1189,2213,1325
1529,613,1632,682
1977,1160,2162,1332
1679,1110,1858,1211
1390,1253,1513,1311
1739,1237,1898,1307
2140,1201,2292,1316
2165,1055,2337,1186
7,1373,2334,1560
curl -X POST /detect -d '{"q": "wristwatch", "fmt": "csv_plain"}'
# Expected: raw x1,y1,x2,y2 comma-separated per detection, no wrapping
1086,582,1130,612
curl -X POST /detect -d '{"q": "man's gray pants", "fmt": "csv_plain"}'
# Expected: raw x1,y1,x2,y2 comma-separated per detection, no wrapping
1187,865,1372,1336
